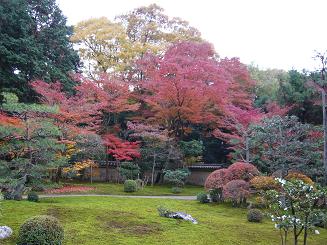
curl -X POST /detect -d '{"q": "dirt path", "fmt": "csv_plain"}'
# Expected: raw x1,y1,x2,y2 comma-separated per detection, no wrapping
37,194,196,200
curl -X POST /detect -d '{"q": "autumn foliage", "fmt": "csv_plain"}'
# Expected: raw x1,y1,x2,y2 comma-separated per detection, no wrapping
45,186,95,194
138,41,256,138
226,162,260,181
205,162,259,190
102,133,140,161
31,79,107,134
204,169,230,190
0,112,22,127
250,176,279,191
223,179,250,206
285,172,314,186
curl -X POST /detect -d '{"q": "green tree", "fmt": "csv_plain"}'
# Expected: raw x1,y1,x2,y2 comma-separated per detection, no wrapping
277,70,321,124
119,162,140,180
164,168,190,187
250,116,322,178
0,0,79,101
0,93,66,199
179,140,203,165
248,65,286,108
116,3,202,55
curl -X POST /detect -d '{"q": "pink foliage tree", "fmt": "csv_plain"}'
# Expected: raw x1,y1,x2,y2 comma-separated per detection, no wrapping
226,161,260,182
204,168,230,190
223,179,250,207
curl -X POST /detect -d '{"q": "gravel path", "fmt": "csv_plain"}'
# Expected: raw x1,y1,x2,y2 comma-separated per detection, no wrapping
37,194,196,200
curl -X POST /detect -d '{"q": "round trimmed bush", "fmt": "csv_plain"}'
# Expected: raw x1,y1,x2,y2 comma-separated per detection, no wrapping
247,209,263,222
171,187,182,194
197,192,209,203
205,168,230,190
124,180,138,193
27,192,39,202
227,162,260,181
17,215,64,245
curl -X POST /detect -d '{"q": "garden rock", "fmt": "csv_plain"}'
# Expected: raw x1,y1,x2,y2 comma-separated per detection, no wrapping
0,226,13,239
168,212,198,224
158,207,198,224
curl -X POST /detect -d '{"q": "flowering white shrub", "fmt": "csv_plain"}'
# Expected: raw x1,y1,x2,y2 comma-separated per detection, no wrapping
264,178,327,245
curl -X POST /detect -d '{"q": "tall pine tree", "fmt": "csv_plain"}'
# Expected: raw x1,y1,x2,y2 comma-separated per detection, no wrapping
0,0,80,101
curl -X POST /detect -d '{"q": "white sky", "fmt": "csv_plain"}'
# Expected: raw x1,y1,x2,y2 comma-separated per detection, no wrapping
57,0,327,71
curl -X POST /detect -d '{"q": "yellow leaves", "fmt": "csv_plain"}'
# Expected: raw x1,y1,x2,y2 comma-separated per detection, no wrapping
64,159,100,177
71,17,134,76
56,140,79,160
72,159,98,171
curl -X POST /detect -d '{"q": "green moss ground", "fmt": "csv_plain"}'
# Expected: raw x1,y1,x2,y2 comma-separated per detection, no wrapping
2,197,327,245
48,182,203,196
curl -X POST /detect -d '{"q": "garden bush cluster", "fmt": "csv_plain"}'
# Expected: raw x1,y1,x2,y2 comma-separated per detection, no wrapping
204,161,259,206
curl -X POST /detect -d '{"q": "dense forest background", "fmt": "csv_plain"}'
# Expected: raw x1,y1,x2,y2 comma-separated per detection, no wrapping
1,0,326,191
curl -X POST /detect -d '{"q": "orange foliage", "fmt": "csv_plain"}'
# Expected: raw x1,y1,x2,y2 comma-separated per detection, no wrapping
250,176,279,191
285,172,314,186
0,112,22,127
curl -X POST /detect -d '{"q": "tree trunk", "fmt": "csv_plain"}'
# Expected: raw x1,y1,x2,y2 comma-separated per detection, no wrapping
55,167,62,184
294,234,298,245
322,90,327,185
151,154,156,186
245,133,250,163
9,175,27,200
303,215,308,245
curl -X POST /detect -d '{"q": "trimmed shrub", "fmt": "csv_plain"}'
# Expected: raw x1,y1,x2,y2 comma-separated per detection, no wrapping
124,180,138,193
205,168,230,190
171,187,182,194
209,188,223,203
250,176,278,191
226,162,260,181
17,215,64,245
197,192,209,203
119,162,140,180
223,179,250,207
27,192,39,202
164,169,190,187
247,209,263,222
285,172,314,186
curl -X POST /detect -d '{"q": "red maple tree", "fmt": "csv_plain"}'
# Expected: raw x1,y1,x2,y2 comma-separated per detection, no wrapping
138,42,229,137
138,41,257,139
31,79,108,135
102,133,140,161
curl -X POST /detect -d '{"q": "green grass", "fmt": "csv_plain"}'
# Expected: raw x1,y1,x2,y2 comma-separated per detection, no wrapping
46,181,203,196
2,197,327,245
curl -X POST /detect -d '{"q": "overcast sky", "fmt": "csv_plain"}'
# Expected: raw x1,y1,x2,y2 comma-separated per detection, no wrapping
57,0,327,71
